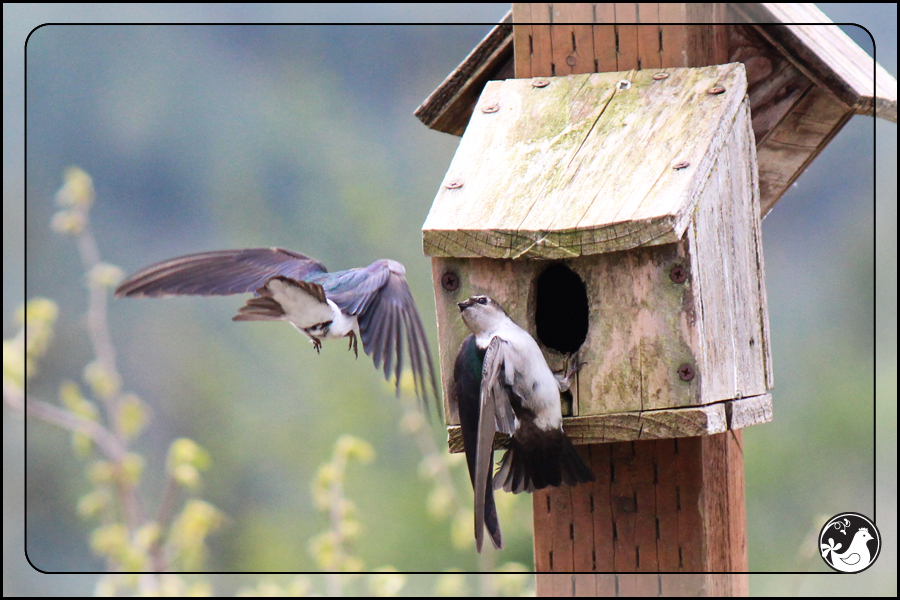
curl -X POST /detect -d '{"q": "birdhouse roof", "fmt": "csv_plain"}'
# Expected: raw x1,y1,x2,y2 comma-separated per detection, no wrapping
416,4,896,216
422,63,749,259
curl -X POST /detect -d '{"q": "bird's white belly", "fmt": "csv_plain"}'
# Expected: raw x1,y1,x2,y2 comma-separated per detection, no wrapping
285,298,357,340
320,300,358,338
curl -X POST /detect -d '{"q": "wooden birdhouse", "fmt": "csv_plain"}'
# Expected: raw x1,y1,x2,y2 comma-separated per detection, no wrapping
425,61,774,442
418,3,895,585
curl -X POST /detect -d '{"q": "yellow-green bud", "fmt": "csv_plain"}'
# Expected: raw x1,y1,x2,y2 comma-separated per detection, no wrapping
83,360,120,399
335,434,374,463
118,394,147,440
50,210,86,235
77,490,110,519
56,166,95,209
90,523,129,558
120,453,144,485
88,263,125,289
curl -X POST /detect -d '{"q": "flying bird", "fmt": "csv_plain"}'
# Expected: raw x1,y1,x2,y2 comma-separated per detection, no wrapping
114,247,439,408
455,295,594,552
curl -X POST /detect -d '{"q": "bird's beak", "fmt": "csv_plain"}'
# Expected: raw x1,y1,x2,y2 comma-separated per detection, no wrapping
458,299,473,311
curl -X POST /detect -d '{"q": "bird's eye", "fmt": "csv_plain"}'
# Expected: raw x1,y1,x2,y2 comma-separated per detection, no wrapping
477,297,487,305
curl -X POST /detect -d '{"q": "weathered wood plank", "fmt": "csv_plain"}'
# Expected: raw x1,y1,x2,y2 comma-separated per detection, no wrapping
636,6,661,70
435,205,771,421
419,3,894,222
423,64,750,260
447,395,773,450
511,4,533,79
727,394,773,429
732,2,897,121
591,12,618,73
414,14,513,136
728,23,814,144
571,445,596,572
534,434,747,579
755,84,851,216
530,4,553,79
614,4,639,71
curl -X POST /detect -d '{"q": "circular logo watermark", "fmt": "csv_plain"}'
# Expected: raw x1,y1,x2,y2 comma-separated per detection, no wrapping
819,512,881,573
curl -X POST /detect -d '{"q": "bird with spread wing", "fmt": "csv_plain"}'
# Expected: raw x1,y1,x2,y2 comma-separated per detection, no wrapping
115,247,439,409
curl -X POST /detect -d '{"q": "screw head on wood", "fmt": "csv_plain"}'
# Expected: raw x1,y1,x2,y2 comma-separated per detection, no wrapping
677,364,695,381
672,161,690,170
708,86,726,95
445,179,463,189
532,79,550,88
617,79,632,90
441,272,460,291
652,72,670,80
481,102,499,113
566,54,577,67
669,265,687,283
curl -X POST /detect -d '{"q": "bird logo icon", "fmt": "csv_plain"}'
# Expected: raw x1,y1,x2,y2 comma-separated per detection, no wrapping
819,513,881,573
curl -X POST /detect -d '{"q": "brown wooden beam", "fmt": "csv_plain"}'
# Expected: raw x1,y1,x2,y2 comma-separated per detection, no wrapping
534,433,748,596
511,7,747,595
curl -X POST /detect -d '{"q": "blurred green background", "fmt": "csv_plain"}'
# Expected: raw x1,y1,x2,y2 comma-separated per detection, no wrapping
4,3,896,597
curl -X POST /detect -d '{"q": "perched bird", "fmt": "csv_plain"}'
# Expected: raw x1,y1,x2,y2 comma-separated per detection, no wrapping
114,247,439,408
455,295,595,552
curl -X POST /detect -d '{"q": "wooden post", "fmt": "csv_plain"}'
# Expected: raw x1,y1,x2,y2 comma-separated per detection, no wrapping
511,4,748,594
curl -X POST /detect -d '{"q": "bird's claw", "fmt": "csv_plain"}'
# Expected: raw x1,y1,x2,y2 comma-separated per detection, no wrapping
312,338,322,354
347,331,358,359
564,353,587,378
556,353,587,392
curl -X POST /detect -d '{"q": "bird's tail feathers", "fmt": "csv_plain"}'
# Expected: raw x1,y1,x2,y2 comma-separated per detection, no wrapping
232,296,285,321
480,482,504,553
494,430,594,494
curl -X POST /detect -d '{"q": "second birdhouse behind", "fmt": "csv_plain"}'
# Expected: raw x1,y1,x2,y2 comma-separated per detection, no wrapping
423,63,773,446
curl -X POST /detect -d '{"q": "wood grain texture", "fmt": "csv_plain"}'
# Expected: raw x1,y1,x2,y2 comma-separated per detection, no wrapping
755,84,852,216
535,574,749,596
446,395,773,452
732,3,896,121
431,89,771,426
423,63,749,260
532,434,748,583
417,5,892,221
414,13,513,136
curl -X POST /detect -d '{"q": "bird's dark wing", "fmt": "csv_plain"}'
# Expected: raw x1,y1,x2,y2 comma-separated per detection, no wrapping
453,334,502,553
474,336,519,551
324,260,439,411
114,248,327,298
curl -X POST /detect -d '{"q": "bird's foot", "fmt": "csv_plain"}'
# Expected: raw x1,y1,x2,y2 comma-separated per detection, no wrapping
311,338,322,354
347,331,358,359
556,353,587,392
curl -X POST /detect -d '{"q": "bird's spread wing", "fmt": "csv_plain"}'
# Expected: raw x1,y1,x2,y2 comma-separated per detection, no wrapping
474,336,518,550
233,276,332,327
324,260,439,410
114,248,327,297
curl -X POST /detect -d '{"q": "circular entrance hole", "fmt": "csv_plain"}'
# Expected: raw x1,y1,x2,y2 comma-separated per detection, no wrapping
535,263,589,354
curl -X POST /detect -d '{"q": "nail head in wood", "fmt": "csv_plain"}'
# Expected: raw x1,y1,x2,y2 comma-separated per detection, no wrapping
678,364,696,381
532,79,549,88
